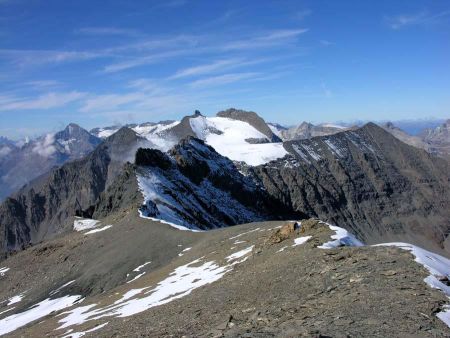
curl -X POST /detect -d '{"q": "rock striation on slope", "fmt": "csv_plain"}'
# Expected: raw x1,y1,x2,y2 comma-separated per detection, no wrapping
250,123,450,256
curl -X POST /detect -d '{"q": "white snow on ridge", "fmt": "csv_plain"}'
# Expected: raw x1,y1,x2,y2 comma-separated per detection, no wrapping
226,246,254,262
73,218,100,232
61,322,109,338
293,236,312,247
133,121,180,152
178,247,192,257
317,223,450,328
133,262,151,272
97,129,118,139
0,295,83,335
56,246,254,333
318,224,364,249
0,267,9,276
59,259,229,327
85,225,112,235
136,166,258,231
7,294,24,306
190,116,288,166
374,242,450,327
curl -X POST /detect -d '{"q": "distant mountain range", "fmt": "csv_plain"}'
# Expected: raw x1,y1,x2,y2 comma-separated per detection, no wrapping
0,111,448,203
0,124,101,201
0,109,449,337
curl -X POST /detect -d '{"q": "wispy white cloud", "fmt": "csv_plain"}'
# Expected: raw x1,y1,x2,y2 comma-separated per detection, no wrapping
76,27,140,37
222,28,308,50
25,80,62,89
0,91,86,111
80,92,146,112
0,49,106,67
170,58,244,79
385,10,450,29
189,72,260,88
102,49,194,73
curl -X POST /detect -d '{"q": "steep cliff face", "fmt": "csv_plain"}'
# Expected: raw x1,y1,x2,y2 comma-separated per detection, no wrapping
0,128,146,256
249,123,450,255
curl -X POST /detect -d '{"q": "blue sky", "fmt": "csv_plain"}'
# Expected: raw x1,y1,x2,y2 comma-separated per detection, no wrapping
0,0,449,139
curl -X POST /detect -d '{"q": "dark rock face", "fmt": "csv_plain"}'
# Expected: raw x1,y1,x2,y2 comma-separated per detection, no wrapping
217,108,282,142
0,124,101,201
135,148,172,170
0,128,145,257
137,137,297,230
249,123,450,256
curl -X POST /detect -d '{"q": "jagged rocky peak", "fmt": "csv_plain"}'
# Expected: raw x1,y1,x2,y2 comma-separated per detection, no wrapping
135,136,293,230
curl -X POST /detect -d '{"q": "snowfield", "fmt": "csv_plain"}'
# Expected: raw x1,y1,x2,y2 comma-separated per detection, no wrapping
190,116,288,166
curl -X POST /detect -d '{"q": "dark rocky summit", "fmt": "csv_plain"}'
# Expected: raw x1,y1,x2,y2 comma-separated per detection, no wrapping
137,137,296,230
249,123,450,255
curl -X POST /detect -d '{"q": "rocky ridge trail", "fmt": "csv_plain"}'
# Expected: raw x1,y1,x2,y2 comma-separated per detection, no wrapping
0,217,449,337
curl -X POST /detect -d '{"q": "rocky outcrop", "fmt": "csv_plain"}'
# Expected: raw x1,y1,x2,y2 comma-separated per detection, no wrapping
136,137,297,230
250,123,450,256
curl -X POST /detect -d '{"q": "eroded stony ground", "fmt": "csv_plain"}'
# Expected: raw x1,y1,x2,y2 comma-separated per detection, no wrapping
1,216,449,338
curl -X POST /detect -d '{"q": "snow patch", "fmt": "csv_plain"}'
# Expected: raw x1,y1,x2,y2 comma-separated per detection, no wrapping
178,247,192,257
226,246,254,263
58,258,231,328
7,294,24,306
85,225,112,235
0,267,9,276
73,218,100,232
138,209,202,232
0,295,83,335
133,262,151,272
61,322,109,338
318,224,364,249
293,236,312,247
